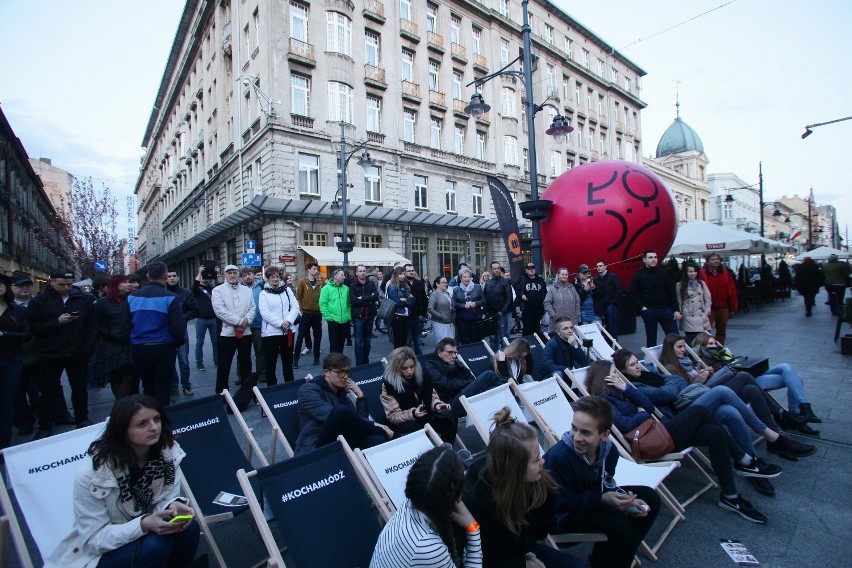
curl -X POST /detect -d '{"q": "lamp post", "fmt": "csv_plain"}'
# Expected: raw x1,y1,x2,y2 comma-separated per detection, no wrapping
801,115,852,139
463,0,573,269
331,122,373,268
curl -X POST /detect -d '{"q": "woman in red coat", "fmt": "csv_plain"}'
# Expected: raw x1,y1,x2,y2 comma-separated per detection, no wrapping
699,253,739,344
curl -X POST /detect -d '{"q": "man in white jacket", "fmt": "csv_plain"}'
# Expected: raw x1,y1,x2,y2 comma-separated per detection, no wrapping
212,265,256,393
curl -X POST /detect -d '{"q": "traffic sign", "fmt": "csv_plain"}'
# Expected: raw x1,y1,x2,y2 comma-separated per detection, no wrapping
94,260,108,272
242,253,262,266
245,240,256,250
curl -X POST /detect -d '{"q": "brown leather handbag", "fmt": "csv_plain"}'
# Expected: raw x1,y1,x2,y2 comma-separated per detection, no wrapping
628,419,675,460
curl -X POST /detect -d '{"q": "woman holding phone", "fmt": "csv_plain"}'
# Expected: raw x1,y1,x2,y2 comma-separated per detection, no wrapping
46,395,199,568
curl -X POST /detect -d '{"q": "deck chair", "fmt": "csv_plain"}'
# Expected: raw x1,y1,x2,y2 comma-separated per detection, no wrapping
641,345,667,373
502,334,546,379
351,361,388,425
576,322,623,361
459,383,543,454
0,422,105,568
236,438,383,568
457,339,495,377
254,379,307,461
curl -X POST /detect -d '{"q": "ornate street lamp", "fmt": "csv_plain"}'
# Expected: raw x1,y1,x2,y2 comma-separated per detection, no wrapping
331,122,373,268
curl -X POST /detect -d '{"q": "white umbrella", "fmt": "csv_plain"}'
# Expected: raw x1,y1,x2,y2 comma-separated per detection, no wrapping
793,245,851,261
670,221,794,255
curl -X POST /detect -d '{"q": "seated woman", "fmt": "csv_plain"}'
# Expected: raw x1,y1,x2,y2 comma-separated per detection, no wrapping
463,407,583,568
381,347,458,443
585,360,772,523
371,446,482,568
543,396,660,568
692,332,821,426
46,395,199,568
657,333,815,459
493,338,535,384
613,349,782,496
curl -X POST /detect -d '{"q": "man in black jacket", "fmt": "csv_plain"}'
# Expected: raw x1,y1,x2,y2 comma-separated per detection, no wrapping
192,265,220,370
28,268,96,439
514,262,547,338
349,264,380,366
483,261,514,350
592,260,623,339
628,250,681,347
167,271,199,396
404,264,429,355
423,338,504,417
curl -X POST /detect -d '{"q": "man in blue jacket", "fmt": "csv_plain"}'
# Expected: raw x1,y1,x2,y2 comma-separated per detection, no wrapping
541,317,589,379
128,261,186,406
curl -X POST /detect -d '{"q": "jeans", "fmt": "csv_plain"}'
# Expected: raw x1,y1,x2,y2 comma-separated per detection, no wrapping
640,307,679,347
215,335,253,393
692,385,766,457
194,317,218,366
262,334,295,385
756,363,808,409
391,316,410,349
603,303,619,339
0,358,24,444
170,342,191,390
36,353,89,429
352,317,374,366
408,317,425,355
250,327,265,376
490,312,512,351
132,344,178,407
447,371,505,418
327,321,349,354
294,312,322,361
97,520,200,568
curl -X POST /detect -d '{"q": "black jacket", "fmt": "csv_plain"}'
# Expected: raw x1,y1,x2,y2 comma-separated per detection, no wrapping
513,274,547,311
191,280,216,318
628,266,678,311
349,278,380,319
167,284,199,321
407,277,429,318
423,357,476,401
92,296,131,345
0,303,31,359
484,275,513,315
591,271,623,316
27,286,95,359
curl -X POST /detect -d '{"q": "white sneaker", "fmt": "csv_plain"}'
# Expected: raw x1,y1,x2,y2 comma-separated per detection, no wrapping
300,347,310,355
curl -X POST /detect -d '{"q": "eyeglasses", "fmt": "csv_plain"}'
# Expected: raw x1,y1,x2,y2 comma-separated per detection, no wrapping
330,369,351,379
443,350,459,356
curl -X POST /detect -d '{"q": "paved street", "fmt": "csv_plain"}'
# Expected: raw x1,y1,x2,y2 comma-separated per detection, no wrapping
6,291,851,567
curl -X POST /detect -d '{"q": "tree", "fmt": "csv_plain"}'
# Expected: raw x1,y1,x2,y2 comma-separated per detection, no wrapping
47,177,121,278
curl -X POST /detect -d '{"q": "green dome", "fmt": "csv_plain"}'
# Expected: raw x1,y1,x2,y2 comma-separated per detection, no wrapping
655,117,704,158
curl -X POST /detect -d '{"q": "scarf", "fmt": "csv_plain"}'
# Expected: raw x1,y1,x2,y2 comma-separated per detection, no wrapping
264,285,287,295
115,455,176,518
458,280,475,295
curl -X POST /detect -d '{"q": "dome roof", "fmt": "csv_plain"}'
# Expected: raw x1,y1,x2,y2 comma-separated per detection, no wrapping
655,117,705,158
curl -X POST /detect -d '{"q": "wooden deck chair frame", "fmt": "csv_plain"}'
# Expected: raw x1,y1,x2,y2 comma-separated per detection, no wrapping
253,382,304,462
235,436,384,568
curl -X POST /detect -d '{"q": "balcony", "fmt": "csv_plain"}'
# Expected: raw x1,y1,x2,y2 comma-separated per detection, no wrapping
288,38,316,67
427,32,445,53
563,101,575,114
399,18,420,42
291,114,314,129
473,53,488,72
453,98,469,118
429,90,447,110
615,120,625,133
575,105,587,118
588,111,598,124
367,131,385,144
403,141,422,154
363,0,385,24
401,81,421,103
364,65,387,89
451,43,467,64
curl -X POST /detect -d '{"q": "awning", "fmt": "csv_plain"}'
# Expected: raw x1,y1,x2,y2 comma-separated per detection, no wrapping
670,221,795,255
298,246,411,266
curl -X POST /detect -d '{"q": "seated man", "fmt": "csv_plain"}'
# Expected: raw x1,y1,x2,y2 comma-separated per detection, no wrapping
422,338,504,418
541,317,590,378
294,352,392,456
543,396,660,568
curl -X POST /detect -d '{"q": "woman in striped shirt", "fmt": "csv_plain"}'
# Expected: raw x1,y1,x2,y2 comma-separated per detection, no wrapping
371,446,482,568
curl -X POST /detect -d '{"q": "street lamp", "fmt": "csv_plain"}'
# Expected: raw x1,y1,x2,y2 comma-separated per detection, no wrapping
801,115,852,139
462,0,573,269
331,122,373,268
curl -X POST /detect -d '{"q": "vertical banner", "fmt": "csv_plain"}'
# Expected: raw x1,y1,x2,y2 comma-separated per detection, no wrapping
486,176,524,281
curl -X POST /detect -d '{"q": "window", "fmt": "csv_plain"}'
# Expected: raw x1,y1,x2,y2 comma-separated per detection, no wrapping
304,231,328,247
290,2,309,42
253,9,261,51
364,165,382,202
550,151,561,177
367,96,381,131
562,77,570,100
502,87,515,117
445,180,457,212
430,118,442,149
452,71,463,100
472,185,483,216
454,124,465,154
400,0,412,21
504,136,517,165
544,24,553,44
625,76,632,92
566,157,575,170
500,38,510,66
565,37,573,59
474,241,488,272
498,0,509,18
598,95,605,116
298,153,319,195
450,15,461,44
328,82,353,122
575,82,581,106
291,75,310,116
411,237,428,277
472,27,481,54
587,89,593,111
426,3,437,32
546,64,555,93
582,49,589,69
611,67,618,83
365,32,380,66
414,175,428,209
723,202,732,220
522,148,529,172
401,49,414,81
403,109,416,142
361,235,382,248
597,58,604,77
429,60,440,91
475,131,486,160
326,12,352,56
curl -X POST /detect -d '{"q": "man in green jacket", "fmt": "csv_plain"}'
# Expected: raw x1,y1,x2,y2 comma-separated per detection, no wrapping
320,268,352,354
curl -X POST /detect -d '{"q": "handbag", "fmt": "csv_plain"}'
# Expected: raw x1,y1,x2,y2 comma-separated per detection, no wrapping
705,365,736,388
377,297,397,322
476,314,498,340
673,383,710,410
628,419,675,460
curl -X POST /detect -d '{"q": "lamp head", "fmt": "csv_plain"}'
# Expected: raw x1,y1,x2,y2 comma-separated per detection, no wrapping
725,195,734,203
357,151,373,170
545,114,573,143
772,210,782,218
801,128,813,139
465,92,491,119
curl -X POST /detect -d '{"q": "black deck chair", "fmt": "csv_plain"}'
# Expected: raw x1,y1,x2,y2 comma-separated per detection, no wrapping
351,361,388,425
254,379,307,461
457,339,495,378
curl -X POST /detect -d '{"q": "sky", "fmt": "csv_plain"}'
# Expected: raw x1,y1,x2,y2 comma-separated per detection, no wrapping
1,0,850,244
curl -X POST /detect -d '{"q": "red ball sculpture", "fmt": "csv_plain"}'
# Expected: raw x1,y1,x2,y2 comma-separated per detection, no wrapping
540,160,678,285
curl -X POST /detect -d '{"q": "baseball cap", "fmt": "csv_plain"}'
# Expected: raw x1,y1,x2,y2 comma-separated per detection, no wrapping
11,274,33,286
224,264,240,272
525,263,536,269
578,264,590,273
50,268,75,279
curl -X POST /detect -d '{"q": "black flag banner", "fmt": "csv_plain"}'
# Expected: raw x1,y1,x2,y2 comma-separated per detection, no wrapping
486,175,525,282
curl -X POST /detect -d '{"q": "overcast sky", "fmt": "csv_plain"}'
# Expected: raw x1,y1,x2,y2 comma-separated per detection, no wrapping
1,0,849,243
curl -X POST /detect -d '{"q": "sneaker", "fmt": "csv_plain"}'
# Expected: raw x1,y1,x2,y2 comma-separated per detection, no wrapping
300,347,310,355
197,363,206,371
719,494,767,524
747,477,775,497
34,428,53,440
767,435,816,458
76,419,94,429
734,457,782,478
183,387,195,396
171,387,180,397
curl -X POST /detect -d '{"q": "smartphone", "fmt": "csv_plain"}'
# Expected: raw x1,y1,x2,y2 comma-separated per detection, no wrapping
69,311,80,316
168,514,194,523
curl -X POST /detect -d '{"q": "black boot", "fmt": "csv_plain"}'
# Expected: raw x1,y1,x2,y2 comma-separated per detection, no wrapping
776,410,817,435
799,403,822,424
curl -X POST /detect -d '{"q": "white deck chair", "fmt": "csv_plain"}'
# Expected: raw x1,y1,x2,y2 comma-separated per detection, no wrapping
576,322,623,361
459,383,542,454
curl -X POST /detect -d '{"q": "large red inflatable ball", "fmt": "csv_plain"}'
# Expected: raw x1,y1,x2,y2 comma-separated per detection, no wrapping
540,160,678,286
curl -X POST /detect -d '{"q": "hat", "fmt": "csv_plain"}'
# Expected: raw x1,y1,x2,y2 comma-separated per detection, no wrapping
525,263,536,269
11,274,33,286
578,264,590,273
224,264,240,272
50,268,75,279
